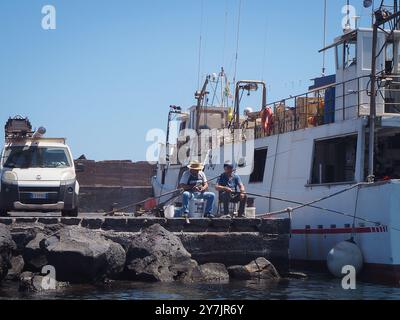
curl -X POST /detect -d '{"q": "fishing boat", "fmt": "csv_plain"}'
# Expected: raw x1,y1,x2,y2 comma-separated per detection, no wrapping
152,1,400,285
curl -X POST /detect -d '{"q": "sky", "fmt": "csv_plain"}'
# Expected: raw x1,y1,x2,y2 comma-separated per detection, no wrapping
0,0,377,161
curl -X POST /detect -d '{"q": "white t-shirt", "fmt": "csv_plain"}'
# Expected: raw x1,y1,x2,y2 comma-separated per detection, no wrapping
180,171,208,187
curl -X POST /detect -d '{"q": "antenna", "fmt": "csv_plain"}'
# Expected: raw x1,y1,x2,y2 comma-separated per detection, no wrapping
197,0,205,90
322,0,327,76
345,0,351,31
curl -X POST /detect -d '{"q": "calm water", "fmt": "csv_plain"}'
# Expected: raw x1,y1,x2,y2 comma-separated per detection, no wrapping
1,272,400,300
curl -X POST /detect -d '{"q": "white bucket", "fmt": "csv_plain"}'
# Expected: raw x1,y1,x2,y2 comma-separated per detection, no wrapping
245,207,256,219
189,198,205,218
164,205,175,219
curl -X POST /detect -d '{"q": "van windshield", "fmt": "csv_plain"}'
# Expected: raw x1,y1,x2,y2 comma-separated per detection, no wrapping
2,146,72,169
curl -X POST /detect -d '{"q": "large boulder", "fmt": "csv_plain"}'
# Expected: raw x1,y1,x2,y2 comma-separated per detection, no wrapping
228,257,281,281
125,224,198,282
183,263,230,283
23,227,126,283
24,233,48,272
19,271,68,293
0,224,16,282
11,228,37,254
6,255,25,281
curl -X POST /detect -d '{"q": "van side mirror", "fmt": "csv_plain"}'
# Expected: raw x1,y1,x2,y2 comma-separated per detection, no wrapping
75,163,85,173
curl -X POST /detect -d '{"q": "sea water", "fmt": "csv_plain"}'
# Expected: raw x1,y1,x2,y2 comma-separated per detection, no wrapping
1,272,400,300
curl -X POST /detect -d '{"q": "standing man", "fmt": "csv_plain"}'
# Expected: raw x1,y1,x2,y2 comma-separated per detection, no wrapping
179,160,216,218
216,162,247,217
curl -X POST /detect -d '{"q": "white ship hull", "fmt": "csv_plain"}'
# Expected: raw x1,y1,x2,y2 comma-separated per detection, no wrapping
153,117,400,284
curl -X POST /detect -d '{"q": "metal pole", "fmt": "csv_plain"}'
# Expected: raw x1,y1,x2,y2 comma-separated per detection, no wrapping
368,24,379,182
195,77,209,135
234,82,240,129
166,110,172,165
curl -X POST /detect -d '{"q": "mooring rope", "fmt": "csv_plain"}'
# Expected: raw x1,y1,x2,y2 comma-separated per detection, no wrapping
248,183,400,232
258,183,366,218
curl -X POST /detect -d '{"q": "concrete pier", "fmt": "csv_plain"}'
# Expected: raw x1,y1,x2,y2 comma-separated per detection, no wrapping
0,216,290,274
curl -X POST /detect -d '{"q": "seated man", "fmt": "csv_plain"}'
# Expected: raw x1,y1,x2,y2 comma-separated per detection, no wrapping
179,160,216,218
215,162,247,217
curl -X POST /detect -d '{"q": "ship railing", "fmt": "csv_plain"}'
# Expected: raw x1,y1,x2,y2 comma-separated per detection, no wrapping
252,74,400,139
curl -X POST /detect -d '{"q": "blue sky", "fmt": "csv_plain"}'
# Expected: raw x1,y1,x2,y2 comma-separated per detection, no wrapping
0,0,376,161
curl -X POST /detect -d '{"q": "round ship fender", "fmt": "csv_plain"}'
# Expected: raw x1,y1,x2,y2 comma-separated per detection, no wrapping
327,240,364,278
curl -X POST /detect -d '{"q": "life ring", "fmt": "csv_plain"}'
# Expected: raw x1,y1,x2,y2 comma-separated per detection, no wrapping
261,107,273,134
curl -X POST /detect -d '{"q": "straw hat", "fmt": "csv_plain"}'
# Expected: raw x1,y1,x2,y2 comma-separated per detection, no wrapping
187,160,204,171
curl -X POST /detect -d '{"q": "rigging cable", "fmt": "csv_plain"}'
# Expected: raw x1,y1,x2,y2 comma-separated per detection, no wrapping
261,14,268,81
233,0,242,87
222,0,229,68
322,0,328,76
197,0,205,90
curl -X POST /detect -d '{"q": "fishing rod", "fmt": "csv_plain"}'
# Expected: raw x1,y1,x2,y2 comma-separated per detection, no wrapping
104,172,224,216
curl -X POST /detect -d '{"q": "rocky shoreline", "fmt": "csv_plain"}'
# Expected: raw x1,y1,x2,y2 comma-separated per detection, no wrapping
0,218,296,294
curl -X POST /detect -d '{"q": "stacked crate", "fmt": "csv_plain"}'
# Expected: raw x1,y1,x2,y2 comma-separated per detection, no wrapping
296,97,325,129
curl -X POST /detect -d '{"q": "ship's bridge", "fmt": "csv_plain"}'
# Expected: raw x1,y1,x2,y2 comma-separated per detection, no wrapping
322,28,400,121
253,28,400,140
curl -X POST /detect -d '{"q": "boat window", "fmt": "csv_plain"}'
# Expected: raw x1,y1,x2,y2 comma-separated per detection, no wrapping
344,41,357,68
311,135,358,185
371,129,400,180
336,44,344,70
386,42,394,74
249,148,268,183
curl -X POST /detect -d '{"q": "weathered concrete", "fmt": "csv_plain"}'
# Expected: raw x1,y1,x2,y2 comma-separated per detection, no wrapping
0,217,290,274
179,232,289,273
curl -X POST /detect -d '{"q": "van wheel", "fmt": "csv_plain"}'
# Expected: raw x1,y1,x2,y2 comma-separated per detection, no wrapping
0,209,9,217
61,209,78,217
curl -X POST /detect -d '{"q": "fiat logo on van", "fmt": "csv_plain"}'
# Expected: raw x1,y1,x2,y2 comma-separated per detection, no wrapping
36,175,42,180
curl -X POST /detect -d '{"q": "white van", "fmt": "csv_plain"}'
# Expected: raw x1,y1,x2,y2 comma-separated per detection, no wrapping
0,118,82,217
